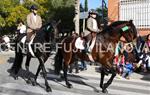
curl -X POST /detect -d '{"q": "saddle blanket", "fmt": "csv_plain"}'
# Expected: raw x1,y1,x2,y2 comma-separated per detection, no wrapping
20,35,35,57
75,37,96,62
75,37,85,50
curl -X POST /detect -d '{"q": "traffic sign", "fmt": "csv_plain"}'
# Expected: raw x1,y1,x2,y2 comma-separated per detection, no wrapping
80,12,88,19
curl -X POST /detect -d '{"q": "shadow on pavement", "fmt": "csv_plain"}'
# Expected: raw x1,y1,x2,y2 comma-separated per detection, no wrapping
7,68,35,83
46,68,100,93
7,57,15,64
140,72,150,82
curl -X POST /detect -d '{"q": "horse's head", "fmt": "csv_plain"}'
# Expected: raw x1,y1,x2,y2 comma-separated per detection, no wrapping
101,20,137,43
42,22,55,42
120,20,137,42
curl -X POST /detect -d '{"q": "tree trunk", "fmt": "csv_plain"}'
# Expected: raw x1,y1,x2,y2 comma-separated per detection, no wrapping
74,0,80,34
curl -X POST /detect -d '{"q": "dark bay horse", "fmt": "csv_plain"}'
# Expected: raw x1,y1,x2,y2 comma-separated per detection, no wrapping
54,20,137,93
10,22,57,92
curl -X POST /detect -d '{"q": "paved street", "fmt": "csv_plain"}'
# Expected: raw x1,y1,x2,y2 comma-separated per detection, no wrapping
0,51,150,95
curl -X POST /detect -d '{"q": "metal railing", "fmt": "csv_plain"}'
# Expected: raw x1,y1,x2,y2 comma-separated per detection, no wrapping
119,0,150,29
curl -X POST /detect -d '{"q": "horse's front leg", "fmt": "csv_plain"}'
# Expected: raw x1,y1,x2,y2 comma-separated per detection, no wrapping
31,63,42,86
25,55,31,71
100,67,105,89
102,67,116,93
39,58,52,92
63,63,72,88
11,52,23,80
25,56,32,84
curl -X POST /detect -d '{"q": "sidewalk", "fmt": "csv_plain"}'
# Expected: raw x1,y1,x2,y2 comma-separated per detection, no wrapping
0,51,14,64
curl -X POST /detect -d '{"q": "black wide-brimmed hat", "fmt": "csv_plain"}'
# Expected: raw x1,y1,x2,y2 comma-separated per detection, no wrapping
30,5,38,10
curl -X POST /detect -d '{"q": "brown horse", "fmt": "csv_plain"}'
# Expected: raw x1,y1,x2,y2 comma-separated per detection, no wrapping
54,20,137,93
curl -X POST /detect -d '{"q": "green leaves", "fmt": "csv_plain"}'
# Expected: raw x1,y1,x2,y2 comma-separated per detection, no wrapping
84,0,88,11
0,0,75,34
0,16,6,27
6,5,29,27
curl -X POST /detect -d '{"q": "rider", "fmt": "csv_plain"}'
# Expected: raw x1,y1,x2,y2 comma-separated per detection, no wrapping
84,9,100,53
26,5,42,42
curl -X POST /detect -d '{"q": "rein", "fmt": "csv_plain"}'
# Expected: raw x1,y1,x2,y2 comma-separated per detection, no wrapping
113,23,128,30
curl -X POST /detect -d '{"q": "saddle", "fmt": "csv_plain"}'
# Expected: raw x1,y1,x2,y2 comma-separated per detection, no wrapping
75,34,96,51
19,34,36,57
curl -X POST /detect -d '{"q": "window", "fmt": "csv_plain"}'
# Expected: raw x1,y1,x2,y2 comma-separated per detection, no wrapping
119,0,150,29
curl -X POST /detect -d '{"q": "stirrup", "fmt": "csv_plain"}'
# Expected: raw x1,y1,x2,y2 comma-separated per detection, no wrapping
83,48,91,54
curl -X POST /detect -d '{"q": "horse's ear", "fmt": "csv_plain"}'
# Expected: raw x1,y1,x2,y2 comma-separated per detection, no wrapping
129,20,133,24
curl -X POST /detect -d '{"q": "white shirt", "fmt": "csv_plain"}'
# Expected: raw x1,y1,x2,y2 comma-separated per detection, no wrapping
3,36,10,43
33,14,37,22
17,25,26,34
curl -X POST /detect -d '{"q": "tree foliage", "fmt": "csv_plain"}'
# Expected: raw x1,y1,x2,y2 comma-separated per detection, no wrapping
96,7,108,25
0,0,75,34
46,0,75,31
84,0,88,11
96,8,107,17
80,4,84,12
6,5,29,27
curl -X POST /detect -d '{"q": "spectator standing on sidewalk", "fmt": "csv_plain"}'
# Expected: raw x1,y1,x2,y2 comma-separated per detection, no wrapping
16,19,26,35
114,41,125,78
146,34,150,49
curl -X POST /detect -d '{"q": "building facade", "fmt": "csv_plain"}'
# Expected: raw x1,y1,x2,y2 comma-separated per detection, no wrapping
108,0,150,36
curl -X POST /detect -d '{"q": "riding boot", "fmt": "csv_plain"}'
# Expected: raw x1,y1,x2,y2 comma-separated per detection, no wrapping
82,33,92,54
82,39,92,54
82,43,89,53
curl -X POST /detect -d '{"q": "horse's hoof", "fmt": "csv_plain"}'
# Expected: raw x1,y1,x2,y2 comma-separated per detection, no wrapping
10,73,18,80
94,89,100,93
67,83,73,88
32,81,37,86
14,76,18,80
102,89,108,93
60,75,64,79
46,87,52,92
75,71,79,73
26,79,32,84
68,70,72,73
57,78,62,82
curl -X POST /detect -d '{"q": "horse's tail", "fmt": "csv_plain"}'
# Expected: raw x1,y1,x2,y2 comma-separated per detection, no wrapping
11,34,26,75
54,48,63,75
11,40,24,75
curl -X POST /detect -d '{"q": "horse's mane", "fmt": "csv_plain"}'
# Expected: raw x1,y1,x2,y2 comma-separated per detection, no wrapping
35,22,53,43
109,21,128,27
99,21,128,35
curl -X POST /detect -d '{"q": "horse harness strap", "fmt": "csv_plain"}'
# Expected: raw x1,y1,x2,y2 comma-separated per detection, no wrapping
112,23,130,34
87,53,95,62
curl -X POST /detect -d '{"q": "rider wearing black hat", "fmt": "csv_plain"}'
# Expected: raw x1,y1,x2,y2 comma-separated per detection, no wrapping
26,5,42,42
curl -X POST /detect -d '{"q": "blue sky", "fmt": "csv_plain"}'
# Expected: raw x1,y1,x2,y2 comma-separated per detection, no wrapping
80,0,108,10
